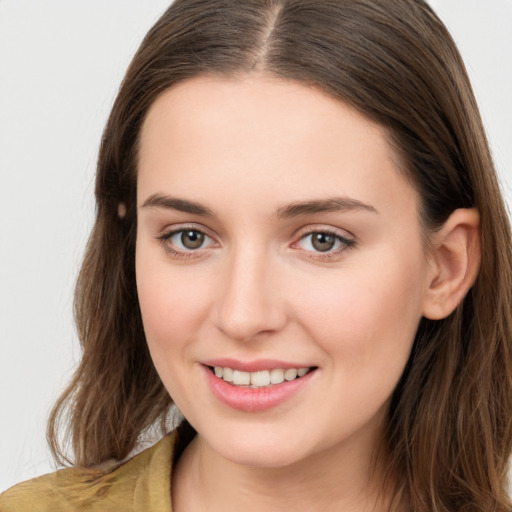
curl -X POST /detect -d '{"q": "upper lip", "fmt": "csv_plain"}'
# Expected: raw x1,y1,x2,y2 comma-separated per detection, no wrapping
201,358,314,372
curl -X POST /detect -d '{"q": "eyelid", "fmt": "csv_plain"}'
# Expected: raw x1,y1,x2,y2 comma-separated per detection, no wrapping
291,225,356,258
157,223,219,257
292,224,355,243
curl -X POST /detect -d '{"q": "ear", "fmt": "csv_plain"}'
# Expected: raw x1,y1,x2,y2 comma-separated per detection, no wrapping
422,208,481,320
118,202,127,219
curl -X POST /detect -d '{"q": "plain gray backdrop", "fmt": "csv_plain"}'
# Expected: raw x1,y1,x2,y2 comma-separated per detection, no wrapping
1,0,511,491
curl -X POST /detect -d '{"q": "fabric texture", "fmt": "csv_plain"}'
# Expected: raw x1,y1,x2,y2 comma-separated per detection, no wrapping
0,431,176,511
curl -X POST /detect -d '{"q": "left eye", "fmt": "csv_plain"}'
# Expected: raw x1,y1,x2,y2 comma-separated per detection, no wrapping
167,229,213,251
297,231,352,253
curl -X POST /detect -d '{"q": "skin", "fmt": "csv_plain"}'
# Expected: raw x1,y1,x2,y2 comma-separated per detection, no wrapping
135,74,480,511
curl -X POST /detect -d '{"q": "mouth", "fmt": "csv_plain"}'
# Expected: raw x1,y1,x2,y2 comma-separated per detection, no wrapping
203,362,318,412
208,365,316,388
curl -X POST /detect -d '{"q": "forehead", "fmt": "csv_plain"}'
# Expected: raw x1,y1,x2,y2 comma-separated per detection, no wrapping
140,74,386,159
137,74,417,220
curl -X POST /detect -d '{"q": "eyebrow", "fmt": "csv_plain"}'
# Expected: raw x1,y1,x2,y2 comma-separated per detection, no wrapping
141,194,216,217
275,197,378,218
140,193,378,218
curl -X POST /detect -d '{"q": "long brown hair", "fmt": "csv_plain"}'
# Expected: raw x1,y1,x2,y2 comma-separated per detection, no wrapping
48,1,512,510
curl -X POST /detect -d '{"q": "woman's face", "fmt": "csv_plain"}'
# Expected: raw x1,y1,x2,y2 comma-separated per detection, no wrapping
136,74,432,468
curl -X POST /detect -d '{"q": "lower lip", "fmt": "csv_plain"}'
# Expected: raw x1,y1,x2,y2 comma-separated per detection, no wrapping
203,366,315,412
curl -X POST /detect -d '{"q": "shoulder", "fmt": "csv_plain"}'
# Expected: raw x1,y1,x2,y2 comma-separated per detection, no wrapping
0,432,176,512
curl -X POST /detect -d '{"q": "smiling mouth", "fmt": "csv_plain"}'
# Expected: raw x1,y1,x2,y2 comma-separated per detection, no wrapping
209,366,316,388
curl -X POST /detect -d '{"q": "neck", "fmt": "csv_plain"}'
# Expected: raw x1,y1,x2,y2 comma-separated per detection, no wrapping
171,427,393,512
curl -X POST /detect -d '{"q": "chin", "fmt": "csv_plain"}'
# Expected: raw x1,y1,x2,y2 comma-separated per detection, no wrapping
201,425,317,469
224,444,305,469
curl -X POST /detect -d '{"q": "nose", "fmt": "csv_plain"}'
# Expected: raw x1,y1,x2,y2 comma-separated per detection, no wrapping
213,246,287,342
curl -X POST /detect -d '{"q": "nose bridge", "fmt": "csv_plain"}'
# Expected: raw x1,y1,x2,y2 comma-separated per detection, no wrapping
214,241,285,342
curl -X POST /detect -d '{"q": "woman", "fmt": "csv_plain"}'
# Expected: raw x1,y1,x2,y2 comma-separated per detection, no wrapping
2,0,511,510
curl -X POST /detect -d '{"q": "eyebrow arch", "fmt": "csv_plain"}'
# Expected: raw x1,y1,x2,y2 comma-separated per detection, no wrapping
140,193,378,219
141,194,216,217
275,197,378,218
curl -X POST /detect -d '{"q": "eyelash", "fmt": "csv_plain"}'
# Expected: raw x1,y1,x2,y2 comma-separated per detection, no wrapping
293,229,356,261
157,226,356,261
157,226,217,259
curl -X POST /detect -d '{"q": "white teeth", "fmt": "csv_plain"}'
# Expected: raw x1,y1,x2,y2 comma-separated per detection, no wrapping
232,370,251,385
270,368,285,384
251,370,271,387
223,367,234,382
284,368,298,381
212,366,311,388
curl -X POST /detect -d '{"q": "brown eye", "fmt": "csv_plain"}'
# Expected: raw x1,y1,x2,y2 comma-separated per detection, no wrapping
180,230,205,249
296,230,355,256
311,232,336,252
160,228,216,258
163,228,213,253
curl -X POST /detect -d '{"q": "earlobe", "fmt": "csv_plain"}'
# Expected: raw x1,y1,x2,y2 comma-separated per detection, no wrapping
118,202,127,219
422,208,481,320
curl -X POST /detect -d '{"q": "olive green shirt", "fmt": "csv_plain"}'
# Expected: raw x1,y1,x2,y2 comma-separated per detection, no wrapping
0,431,176,511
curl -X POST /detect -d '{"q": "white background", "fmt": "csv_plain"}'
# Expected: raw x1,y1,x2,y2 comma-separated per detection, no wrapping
1,0,511,492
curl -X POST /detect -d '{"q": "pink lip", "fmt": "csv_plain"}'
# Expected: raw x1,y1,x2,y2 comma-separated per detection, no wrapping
202,358,311,372
202,364,316,412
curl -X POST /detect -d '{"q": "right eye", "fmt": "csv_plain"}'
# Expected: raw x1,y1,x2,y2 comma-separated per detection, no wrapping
159,228,216,257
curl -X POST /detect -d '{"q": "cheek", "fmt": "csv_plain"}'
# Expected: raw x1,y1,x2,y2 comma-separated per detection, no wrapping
292,252,425,382
135,249,218,416
135,247,210,365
